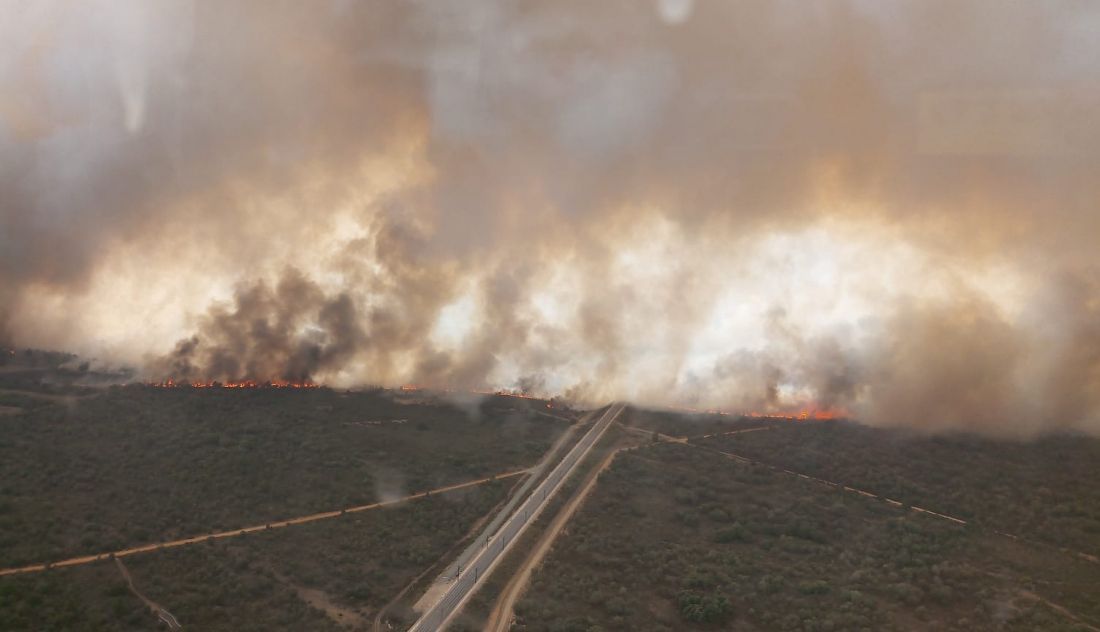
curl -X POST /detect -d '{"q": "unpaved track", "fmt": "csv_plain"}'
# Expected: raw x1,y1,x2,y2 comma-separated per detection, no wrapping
114,557,181,630
1018,590,1100,631
681,437,1099,566
616,423,687,444
408,403,625,632
689,425,774,440
413,414,588,614
486,444,623,632
372,472,530,632
0,387,100,403
0,469,528,577
271,567,365,629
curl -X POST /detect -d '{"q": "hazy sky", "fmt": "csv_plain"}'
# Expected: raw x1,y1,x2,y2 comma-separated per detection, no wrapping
2,0,1099,436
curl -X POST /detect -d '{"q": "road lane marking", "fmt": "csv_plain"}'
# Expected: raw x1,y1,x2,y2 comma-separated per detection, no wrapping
409,403,625,632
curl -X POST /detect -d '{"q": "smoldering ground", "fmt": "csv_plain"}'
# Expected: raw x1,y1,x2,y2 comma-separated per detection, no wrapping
2,1,1099,436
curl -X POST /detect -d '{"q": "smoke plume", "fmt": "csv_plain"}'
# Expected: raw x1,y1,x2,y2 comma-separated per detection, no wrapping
2,0,1099,436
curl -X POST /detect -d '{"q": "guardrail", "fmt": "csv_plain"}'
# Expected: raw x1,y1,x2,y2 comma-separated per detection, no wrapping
409,403,623,631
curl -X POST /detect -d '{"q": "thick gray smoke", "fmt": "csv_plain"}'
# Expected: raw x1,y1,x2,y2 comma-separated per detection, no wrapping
2,1,1099,436
151,270,364,383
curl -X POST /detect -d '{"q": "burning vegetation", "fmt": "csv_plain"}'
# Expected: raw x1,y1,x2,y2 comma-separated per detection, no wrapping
147,379,319,389
4,2,1099,438
747,408,847,422
401,384,546,400
670,404,847,422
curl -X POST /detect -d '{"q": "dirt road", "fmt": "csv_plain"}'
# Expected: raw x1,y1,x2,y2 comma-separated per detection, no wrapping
682,439,1098,566
408,403,625,632
114,557,181,630
0,469,528,578
485,444,623,632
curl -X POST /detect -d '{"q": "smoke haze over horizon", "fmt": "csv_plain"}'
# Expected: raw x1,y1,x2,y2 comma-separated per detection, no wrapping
2,0,1099,437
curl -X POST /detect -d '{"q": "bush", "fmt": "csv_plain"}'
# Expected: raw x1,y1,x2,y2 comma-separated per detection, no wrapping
677,591,732,623
714,522,750,543
674,488,698,505
797,580,830,595
675,510,701,528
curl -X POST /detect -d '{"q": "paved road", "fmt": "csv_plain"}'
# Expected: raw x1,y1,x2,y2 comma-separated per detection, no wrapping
486,444,624,632
411,417,586,613
409,403,625,632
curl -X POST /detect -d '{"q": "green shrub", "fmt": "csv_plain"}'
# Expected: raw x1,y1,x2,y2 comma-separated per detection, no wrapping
677,590,732,623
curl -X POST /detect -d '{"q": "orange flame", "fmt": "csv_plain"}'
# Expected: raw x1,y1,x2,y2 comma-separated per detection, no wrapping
663,403,847,421
148,379,319,389
399,384,547,401
744,407,846,421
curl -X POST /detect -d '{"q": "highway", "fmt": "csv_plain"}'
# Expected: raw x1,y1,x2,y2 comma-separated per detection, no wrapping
409,403,626,632
410,416,586,615
485,444,624,632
